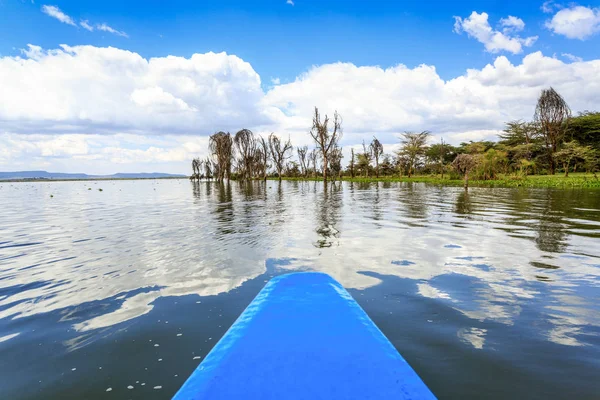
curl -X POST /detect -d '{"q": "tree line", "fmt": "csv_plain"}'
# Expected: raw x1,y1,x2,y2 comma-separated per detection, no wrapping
191,88,600,187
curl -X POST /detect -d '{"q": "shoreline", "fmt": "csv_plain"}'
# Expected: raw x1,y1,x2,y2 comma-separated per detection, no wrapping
0,176,187,183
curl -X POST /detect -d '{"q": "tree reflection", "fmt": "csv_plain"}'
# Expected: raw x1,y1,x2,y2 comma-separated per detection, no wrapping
454,189,473,216
535,191,568,253
398,182,429,223
213,181,235,238
314,182,343,248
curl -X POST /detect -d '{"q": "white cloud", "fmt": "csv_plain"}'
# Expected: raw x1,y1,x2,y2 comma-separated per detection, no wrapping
96,23,128,38
562,53,583,62
286,0,294,5
271,77,281,85
41,5,76,26
541,1,560,14
453,11,537,54
2,44,600,173
545,5,600,40
499,16,525,33
80,20,94,31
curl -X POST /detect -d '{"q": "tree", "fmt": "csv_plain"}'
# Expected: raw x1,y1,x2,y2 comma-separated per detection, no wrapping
268,133,293,181
568,111,600,150
297,145,309,178
329,146,343,182
452,153,478,189
370,136,384,178
534,87,572,174
349,148,356,178
309,107,342,183
357,142,372,177
191,158,201,180
308,149,319,177
479,149,508,180
204,157,213,180
209,131,234,182
258,136,270,181
234,129,257,181
398,131,430,177
554,141,593,177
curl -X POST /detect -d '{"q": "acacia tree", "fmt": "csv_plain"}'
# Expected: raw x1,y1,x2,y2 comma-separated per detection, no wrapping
268,133,293,181
309,107,342,183
398,131,430,177
349,148,355,178
370,136,384,178
297,145,309,178
234,129,257,181
554,141,593,177
258,136,270,181
452,153,478,189
209,131,234,182
360,140,373,177
534,87,572,174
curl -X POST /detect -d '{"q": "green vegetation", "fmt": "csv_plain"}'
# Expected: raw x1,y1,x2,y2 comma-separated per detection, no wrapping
274,173,600,188
191,88,600,189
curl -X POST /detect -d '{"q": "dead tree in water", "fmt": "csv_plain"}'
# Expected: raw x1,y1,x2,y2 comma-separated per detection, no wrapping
209,132,234,182
204,158,213,180
370,137,383,178
234,129,257,181
268,133,293,181
258,136,270,181
350,148,355,178
297,145,309,178
191,158,201,180
309,107,342,183
308,149,319,178
534,87,571,175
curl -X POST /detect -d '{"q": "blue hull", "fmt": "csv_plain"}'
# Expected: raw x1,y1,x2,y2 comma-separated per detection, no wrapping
173,272,436,399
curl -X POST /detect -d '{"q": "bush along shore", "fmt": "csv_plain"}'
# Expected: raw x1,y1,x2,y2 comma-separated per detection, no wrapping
190,87,600,189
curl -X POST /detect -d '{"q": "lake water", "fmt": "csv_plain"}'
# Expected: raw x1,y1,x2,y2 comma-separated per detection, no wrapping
0,179,599,399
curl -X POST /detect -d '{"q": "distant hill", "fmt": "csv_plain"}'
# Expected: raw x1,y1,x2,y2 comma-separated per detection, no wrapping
0,171,187,180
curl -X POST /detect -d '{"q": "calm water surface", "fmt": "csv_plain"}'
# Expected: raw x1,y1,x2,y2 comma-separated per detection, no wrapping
1,180,599,399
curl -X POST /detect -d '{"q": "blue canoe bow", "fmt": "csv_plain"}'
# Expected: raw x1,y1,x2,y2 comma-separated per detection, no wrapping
173,272,436,399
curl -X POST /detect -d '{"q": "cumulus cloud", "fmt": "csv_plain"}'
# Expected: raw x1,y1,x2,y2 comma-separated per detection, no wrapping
453,11,537,54
499,16,525,33
545,5,600,40
1,44,600,173
541,1,561,14
80,20,94,31
41,5,76,26
0,44,270,136
96,23,128,38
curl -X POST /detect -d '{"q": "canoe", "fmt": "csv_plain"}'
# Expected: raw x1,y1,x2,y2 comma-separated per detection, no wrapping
173,272,436,399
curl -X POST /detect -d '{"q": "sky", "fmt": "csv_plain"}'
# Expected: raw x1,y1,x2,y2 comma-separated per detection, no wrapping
0,0,599,174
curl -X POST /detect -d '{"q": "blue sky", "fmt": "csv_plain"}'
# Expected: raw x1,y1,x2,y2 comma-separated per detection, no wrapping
3,0,597,83
0,0,599,173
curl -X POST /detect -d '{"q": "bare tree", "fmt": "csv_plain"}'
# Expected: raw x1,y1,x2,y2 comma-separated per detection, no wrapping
209,131,234,182
191,158,201,180
204,157,213,180
452,154,479,189
297,145,309,178
349,148,355,178
370,136,384,178
258,136,270,181
397,131,430,177
359,140,373,177
268,133,293,181
234,129,257,181
534,87,572,174
309,149,319,177
309,107,342,183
